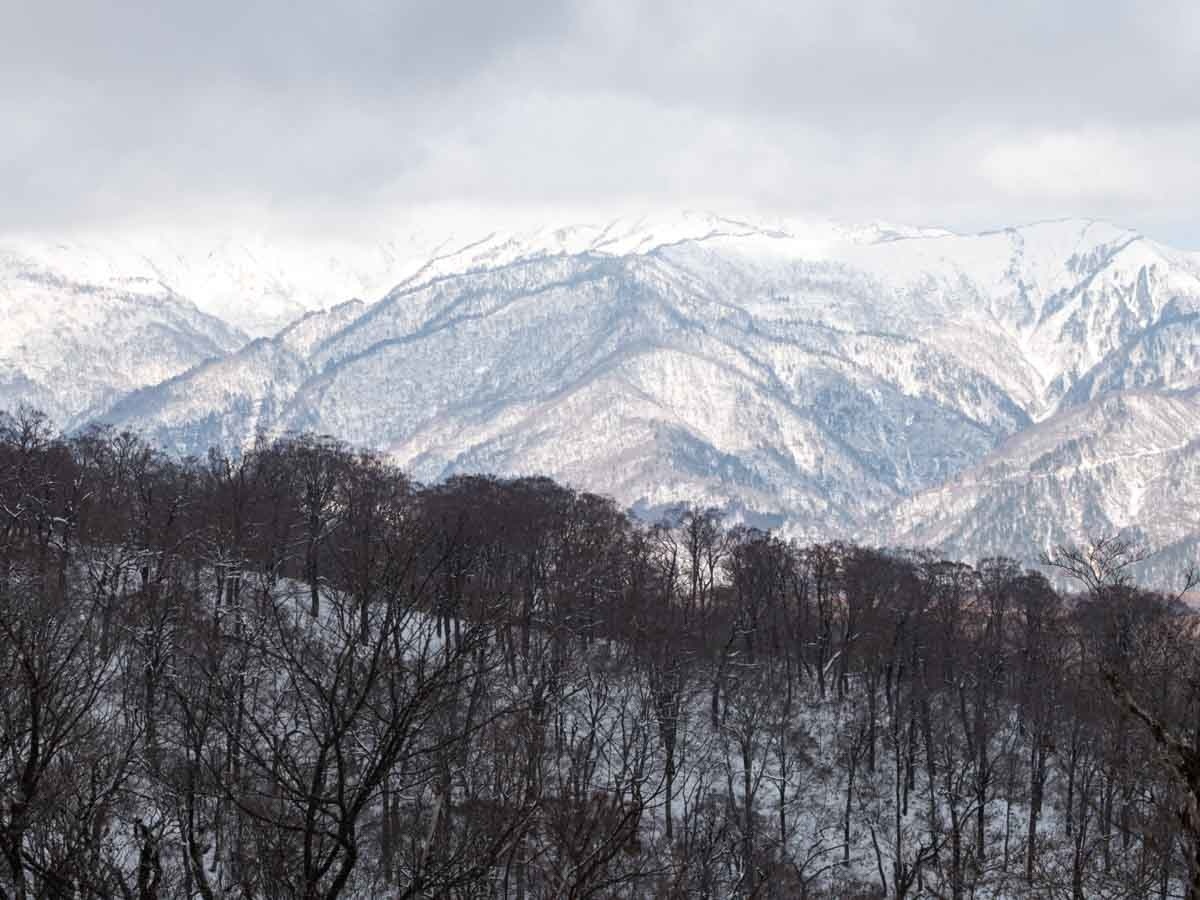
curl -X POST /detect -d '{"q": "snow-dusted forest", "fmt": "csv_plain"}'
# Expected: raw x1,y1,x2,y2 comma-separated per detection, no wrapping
2,404,1199,899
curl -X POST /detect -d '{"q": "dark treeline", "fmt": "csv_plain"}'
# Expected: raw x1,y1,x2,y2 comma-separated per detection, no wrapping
2,405,1200,899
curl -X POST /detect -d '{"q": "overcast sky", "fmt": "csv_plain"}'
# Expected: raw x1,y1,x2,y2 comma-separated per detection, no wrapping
5,0,1200,245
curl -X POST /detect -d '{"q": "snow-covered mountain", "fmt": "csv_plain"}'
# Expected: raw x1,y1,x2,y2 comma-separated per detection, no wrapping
5,212,1200,572
883,388,1200,578
0,243,247,427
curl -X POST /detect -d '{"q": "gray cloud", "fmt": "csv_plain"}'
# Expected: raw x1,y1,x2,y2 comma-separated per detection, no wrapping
4,0,1200,243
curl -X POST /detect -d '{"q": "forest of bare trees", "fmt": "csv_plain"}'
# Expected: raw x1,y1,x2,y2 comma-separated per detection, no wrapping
2,404,1200,899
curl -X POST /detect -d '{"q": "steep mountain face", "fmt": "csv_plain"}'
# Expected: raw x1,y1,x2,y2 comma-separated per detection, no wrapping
1064,313,1200,403
5,213,1200,570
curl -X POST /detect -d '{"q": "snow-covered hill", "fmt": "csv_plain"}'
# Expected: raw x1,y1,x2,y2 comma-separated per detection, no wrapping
5,212,1200,571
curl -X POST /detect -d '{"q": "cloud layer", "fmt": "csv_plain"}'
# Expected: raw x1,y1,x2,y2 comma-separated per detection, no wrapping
5,0,1200,242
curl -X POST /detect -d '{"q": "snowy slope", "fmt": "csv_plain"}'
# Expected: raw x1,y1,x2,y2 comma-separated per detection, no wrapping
1064,312,1200,403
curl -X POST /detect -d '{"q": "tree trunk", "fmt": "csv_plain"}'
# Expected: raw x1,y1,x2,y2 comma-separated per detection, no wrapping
742,739,756,896
1025,740,1043,885
664,753,675,845
843,750,856,866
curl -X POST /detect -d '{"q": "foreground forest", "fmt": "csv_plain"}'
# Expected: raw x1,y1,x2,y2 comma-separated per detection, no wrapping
3,406,1200,899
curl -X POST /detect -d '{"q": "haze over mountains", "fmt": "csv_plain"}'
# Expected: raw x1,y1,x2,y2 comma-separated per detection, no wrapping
4,211,1198,576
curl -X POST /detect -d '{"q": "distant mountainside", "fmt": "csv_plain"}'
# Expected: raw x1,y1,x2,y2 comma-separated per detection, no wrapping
883,388,1200,580
4,212,1199,575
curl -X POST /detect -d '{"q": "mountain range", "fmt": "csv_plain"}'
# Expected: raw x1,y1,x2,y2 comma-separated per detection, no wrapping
3,212,1198,580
